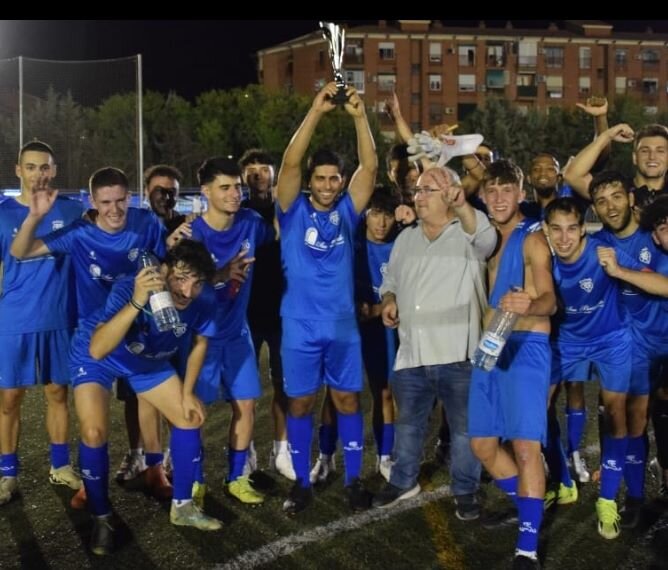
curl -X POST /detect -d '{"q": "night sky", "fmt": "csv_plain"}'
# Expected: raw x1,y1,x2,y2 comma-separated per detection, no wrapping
0,20,663,101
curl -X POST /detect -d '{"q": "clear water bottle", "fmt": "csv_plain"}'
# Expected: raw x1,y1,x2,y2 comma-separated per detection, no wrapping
472,291,521,371
138,251,181,332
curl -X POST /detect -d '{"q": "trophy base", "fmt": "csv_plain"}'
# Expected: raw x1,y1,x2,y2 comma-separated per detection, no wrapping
330,84,349,106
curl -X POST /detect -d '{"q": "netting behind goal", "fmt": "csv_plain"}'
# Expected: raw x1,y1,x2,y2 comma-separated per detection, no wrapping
0,55,141,199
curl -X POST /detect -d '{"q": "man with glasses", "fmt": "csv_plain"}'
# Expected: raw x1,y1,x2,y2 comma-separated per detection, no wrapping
373,166,496,521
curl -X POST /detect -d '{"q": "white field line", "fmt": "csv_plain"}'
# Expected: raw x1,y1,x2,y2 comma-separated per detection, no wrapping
215,485,452,570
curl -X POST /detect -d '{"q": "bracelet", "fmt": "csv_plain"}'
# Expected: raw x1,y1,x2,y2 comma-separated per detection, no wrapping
129,298,145,311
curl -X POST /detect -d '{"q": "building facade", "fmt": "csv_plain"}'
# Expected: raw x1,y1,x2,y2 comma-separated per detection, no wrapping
257,20,668,137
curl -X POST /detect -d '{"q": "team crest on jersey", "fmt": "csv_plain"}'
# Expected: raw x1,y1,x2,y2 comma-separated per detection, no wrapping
380,262,388,277
127,342,145,355
329,210,340,226
579,278,594,293
173,323,187,337
128,248,139,262
51,220,64,231
305,227,319,246
89,264,102,278
639,247,651,264
240,239,251,253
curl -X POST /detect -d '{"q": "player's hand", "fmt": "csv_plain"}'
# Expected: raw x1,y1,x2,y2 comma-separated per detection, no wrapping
182,393,205,426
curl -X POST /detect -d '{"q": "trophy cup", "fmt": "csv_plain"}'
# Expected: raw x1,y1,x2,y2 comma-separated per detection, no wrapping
319,21,348,105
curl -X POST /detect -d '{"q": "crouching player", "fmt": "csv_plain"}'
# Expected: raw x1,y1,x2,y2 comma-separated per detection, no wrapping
71,240,221,555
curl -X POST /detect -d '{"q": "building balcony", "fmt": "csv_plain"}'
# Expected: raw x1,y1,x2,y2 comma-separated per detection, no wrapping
517,85,538,98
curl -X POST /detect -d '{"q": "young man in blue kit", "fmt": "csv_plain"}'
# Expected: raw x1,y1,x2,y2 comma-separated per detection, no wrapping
190,156,275,505
276,81,377,515
10,167,170,504
468,160,556,569
72,239,221,554
0,141,83,504
542,197,668,539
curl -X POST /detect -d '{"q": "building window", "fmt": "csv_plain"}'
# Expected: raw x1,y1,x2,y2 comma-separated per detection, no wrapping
518,41,538,66
379,42,395,61
615,76,627,94
546,75,563,98
486,69,505,90
642,78,659,95
458,74,476,92
429,103,443,124
458,45,476,66
411,93,420,104
429,42,442,63
641,49,660,66
411,64,420,75
377,73,396,91
544,46,564,68
344,41,364,64
429,74,442,91
579,47,591,69
344,70,364,93
486,44,504,67
615,48,628,68
578,76,591,95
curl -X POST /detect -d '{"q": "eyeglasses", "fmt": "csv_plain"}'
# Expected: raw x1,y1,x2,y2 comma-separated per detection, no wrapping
411,187,442,197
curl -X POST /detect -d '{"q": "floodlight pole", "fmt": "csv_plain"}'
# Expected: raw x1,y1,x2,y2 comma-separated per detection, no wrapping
137,53,144,207
18,56,23,148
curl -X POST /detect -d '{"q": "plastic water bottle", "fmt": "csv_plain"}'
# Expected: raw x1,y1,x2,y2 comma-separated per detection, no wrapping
191,195,203,216
138,251,181,332
472,289,521,371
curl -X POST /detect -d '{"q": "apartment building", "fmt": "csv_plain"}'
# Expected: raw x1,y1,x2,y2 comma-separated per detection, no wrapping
257,20,668,137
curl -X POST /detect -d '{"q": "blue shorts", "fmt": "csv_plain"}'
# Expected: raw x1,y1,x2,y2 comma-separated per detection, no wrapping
196,329,262,404
281,317,362,398
469,332,550,444
71,355,174,394
551,329,631,393
0,330,73,388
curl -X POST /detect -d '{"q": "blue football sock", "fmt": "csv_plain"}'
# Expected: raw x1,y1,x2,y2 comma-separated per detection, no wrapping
170,427,201,501
0,453,19,478
495,475,519,506
516,496,543,554
565,407,586,456
319,423,338,456
79,443,110,516
227,448,248,482
600,435,627,500
338,411,364,485
287,414,314,488
145,452,163,467
50,443,69,469
624,435,647,499
193,446,205,484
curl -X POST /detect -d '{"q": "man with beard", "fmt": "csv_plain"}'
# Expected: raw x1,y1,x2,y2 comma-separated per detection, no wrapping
565,123,668,214
590,170,668,529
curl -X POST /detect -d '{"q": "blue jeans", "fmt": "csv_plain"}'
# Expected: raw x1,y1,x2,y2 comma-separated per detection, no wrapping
390,362,480,496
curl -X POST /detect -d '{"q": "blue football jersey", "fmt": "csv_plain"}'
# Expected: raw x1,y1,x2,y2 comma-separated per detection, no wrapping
0,196,83,333
43,207,166,319
552,237,630,343
191,208,274,339
79,276,216,374
278,192,361,320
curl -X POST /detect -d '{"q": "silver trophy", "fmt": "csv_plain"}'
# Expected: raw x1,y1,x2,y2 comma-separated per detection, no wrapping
319,21,348,105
